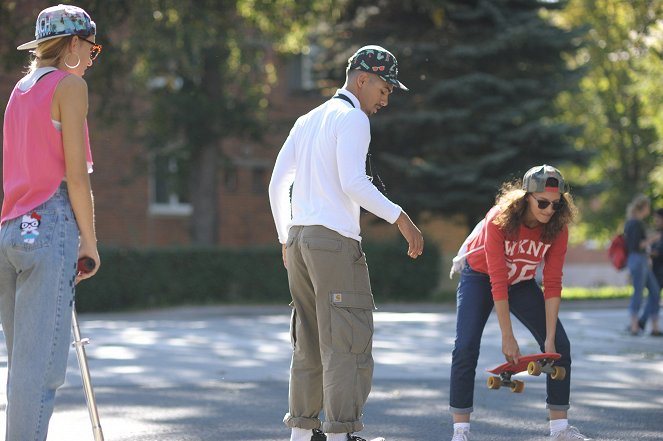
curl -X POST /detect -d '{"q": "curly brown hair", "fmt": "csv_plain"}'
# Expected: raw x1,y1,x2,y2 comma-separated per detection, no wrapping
492,180,577,243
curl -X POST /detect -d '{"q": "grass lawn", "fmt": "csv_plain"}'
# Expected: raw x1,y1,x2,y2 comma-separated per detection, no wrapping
562,285,631,300
433,285,632,303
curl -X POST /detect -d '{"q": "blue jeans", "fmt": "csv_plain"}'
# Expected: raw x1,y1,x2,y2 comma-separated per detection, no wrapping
0,184,79,441
449,265,571,414
626,253,660,322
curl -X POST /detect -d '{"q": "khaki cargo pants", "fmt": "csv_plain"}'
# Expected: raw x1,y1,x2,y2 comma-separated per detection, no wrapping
283,225,375,434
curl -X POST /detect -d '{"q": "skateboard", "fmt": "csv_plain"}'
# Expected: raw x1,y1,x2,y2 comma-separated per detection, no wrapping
485,352,565,393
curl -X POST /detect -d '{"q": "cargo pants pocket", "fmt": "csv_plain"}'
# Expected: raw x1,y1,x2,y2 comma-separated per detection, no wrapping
289,301,297,349
329,292,375,354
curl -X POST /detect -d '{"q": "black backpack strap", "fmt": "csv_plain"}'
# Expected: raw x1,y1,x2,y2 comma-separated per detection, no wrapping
333,93,387,194
333,93,355,108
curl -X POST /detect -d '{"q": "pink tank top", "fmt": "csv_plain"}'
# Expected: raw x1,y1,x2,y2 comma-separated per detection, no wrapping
1,69,93,223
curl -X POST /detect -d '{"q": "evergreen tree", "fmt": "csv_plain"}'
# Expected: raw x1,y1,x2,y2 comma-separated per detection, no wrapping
316,0,589,227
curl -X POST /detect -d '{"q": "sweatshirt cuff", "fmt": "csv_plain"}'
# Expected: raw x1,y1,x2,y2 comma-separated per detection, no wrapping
492,292,508,302
386,204,402,224
543,289,562,300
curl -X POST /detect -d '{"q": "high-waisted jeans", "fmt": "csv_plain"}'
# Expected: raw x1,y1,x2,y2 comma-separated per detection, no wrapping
449,264,571,414
0,184,79,441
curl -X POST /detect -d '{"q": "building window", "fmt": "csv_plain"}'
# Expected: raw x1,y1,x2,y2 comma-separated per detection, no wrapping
224,166,238,192
149,153,192,216
287,46,319,93
252,168,266,193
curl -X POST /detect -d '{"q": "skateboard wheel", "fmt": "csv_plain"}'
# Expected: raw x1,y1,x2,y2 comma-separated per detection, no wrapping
527,360,542,376
510,380,525,393
487,376,501,390
551,366,566,381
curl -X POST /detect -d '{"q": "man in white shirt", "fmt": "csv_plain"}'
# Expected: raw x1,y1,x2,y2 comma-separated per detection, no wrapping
269,45,424,441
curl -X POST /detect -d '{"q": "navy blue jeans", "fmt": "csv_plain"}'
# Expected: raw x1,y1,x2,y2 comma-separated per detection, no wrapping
449,265,571,414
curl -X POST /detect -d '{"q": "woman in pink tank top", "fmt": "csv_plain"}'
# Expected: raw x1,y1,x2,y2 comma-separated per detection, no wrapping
0,5,101,440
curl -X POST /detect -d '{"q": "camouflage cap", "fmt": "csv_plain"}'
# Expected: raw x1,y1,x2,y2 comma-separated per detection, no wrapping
347,45,408,91
522,164,567,193
17,4,96,51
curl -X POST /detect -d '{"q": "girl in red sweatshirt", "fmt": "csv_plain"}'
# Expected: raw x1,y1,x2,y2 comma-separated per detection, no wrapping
448,165,592,441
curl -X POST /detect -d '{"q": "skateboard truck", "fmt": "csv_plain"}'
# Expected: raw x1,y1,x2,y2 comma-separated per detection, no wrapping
527,357,566,380
487,371,526,393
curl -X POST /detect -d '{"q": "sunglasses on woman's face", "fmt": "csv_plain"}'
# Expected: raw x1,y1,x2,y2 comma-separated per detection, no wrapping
79,36,102,61
532,196,564,211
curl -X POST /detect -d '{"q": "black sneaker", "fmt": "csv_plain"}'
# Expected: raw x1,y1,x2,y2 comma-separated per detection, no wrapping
347,435,385,441
312,429,327,441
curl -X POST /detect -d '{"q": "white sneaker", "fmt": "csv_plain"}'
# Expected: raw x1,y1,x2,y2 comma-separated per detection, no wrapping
552,425,592,440
451,428,470,441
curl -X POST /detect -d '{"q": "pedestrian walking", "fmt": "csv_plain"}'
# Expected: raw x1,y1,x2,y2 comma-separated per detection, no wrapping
650,208,663,294
623,195,661,335
0,4,101,440
268,45,423,441
448,165,592,441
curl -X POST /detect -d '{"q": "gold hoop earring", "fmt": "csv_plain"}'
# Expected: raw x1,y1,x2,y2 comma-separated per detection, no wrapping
64,52,81,69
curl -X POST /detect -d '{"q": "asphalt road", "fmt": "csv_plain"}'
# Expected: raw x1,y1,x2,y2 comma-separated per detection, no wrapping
1,301,662,441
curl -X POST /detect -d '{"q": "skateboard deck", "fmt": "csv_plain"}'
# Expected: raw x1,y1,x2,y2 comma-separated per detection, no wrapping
485,352,565,393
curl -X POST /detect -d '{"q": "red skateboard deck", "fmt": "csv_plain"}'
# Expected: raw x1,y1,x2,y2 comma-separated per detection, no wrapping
485,352,565,393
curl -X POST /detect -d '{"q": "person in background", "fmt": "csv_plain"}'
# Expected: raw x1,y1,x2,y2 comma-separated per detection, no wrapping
650,208,663,299
448,165,592,441
269,45,423,441
623,195,661,336
0,4,101,440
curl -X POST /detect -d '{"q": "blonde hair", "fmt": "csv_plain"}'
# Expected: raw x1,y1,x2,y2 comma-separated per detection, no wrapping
626,194,650,219
492,180,578,243
27,36,73,73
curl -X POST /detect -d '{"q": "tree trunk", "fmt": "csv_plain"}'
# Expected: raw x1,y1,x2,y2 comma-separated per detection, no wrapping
189,144,219,245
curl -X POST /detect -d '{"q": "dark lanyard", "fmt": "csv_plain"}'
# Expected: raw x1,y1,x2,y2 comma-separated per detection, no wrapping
332,94,387,194
333,93,355,107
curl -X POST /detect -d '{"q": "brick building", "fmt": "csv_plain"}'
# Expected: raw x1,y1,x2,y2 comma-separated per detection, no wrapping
0,47,466,253
85,55,319,248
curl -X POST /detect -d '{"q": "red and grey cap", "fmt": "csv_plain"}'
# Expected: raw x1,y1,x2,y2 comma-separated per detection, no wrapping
522,164,567,193
347,45,408,91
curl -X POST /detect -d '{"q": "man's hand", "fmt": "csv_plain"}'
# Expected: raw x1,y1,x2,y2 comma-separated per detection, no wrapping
281,244,287,268
396,211,424,259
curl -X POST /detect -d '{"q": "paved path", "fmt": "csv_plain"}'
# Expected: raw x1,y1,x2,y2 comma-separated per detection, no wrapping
0,301,662,440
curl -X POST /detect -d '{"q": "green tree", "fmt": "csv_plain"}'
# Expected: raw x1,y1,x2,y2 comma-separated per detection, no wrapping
315,0,588,227
0,0,335,245
115,0,335,244
554,0,663,238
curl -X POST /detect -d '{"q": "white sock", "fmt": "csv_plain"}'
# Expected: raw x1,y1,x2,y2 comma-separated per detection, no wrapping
550,418,569,435
454,423,471,433
291,427,312,441
325,433,348,441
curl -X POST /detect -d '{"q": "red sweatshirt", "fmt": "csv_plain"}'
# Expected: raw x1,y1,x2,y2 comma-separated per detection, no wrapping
466,206,568,301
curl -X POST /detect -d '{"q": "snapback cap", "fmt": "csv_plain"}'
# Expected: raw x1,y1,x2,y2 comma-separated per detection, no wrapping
17,4,96,51
347,45,408,91
522,164,567,193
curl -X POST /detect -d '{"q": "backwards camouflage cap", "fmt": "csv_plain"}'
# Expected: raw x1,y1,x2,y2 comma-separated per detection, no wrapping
347,45,408,91
522,164,567,193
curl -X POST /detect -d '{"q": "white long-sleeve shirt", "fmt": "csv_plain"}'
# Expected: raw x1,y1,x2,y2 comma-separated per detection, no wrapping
269,88,402,244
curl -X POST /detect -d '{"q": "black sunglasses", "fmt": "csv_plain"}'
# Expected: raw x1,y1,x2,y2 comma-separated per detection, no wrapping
78,36,102,61
532,196,564,211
